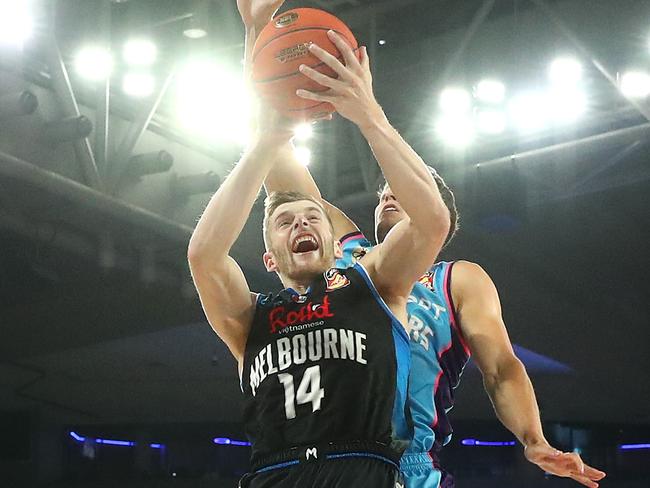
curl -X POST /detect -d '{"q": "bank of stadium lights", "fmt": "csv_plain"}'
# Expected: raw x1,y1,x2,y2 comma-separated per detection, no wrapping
123,39,157,66
174,60,250,145
476,110,506,135
620,71,650,99
508,92,549,133
294,146,312,166
435,115,476,148
439,87,472,114
0,1,33,48
75,46,114,81
549,57,583,87
122,72,155,98
475,80,506,104
548,88,587,123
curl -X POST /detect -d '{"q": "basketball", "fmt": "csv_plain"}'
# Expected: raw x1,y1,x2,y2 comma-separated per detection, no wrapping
251,8,359,120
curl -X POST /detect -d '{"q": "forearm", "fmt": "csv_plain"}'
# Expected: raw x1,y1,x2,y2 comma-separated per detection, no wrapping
360,111,449,231
484,357,547,447
264,142,322,198
188,141,278,262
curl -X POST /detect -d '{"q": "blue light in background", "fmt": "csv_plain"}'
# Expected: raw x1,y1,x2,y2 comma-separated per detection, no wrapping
69,431,84,442
461,438,517,447
213,437,251,446
619,443,650,450
69,432,163,449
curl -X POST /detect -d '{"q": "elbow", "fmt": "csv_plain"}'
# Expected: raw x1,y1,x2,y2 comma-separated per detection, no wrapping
187,236,210,266
419,202,451,245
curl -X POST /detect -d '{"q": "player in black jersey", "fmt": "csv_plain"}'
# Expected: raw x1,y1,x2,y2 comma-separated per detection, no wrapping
242,3,605,488
188,4,450,487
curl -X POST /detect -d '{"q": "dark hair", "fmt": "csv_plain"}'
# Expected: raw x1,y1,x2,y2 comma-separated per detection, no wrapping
263,191,333,249
379,167,459,248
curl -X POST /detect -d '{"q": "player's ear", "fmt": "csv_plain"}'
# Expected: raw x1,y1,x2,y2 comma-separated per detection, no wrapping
263,251,278,273
333,240,343,259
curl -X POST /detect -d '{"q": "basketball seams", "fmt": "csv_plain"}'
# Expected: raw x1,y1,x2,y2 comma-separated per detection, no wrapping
252,27,355,63
253,47,360,84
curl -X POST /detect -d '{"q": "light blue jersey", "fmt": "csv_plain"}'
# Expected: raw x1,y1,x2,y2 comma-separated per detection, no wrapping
337,232,471,488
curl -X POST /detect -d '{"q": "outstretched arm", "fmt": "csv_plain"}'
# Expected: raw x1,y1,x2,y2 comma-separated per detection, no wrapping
452,261,606,488
187,130,290,364
298,32,449,297
237,0,359,239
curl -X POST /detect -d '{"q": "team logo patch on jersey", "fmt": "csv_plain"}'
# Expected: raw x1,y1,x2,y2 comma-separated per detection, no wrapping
418,271,435,291
324,268,350,292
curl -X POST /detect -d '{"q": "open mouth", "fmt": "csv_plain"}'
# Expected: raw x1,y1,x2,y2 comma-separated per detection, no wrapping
383,203,399,213
292,234,319,254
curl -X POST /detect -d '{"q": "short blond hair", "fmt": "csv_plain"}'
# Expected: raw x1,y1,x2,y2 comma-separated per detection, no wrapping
262,191,333,249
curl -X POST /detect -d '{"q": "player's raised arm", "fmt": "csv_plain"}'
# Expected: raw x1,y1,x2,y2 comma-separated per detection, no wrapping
187,128,291,364
297,31,450,297
237,0,359,240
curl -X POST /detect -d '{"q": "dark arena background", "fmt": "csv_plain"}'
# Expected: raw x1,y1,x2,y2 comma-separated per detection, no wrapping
1,0,649,487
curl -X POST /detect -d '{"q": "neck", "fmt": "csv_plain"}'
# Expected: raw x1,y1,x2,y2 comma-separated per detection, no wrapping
280,272,321,295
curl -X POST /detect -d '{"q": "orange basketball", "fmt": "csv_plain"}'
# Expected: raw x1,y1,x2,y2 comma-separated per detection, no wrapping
251,8,359,120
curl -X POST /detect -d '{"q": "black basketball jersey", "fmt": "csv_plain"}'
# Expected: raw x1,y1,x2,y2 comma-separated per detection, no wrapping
241,263,410,465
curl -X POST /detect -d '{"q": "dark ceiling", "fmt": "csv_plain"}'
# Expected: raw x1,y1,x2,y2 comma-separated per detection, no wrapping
0,0,649,436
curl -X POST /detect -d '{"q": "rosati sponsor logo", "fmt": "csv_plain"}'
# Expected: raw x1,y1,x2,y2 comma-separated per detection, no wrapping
324,268,350,292
268,295,334,334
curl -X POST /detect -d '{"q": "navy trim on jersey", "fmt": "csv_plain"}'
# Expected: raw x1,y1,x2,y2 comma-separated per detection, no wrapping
255,460,300,473
340,231,365,245
444,262,461,337
326,452,399,470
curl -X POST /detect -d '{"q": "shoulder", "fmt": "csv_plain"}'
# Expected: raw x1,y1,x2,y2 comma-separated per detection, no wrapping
450,261,499,307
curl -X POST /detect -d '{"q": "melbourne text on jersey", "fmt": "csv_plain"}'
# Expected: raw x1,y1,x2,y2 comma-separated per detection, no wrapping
249,328,367,396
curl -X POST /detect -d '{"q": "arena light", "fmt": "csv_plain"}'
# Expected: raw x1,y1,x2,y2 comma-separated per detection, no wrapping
0,2,33,47
75,46,114,82
475,79,506,104
213,437,251,446
476,110,506,134
294,146,312,166
69,432,164,449
174,60,251,145
435,114,475,147
462,438,516,447
508,92,549,133
439,87,472,114
619,443,650,450
547,88,587,123
122,72,156,97
293,123,313,141
549,57,583,87
620,71,650,98
123,39,157,66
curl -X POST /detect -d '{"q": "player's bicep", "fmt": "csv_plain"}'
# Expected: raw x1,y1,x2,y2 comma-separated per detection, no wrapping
189,256,255,362
454,262,515,377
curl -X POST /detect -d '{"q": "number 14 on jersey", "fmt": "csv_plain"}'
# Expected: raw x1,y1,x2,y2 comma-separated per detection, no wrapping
278,366,325,420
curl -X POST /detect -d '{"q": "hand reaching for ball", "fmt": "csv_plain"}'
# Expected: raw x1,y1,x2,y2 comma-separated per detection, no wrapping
296,30,385,130
237,0,285,33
